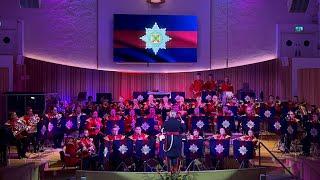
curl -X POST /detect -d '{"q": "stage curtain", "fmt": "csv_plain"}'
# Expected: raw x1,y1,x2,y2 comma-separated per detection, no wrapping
18,58,290,102
298,68,320,106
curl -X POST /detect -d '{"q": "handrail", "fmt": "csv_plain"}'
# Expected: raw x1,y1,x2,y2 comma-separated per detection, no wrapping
258,142,296,178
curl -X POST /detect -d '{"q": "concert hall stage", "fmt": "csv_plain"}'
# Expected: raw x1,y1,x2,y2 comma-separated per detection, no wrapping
76,168,267,180
2,136,303,180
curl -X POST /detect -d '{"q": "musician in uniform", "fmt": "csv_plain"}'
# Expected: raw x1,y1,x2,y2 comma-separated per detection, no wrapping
220,76,233,105
23,108,40,152
204,74,217,92
104,125,125,142
85,111,103,153
190,73,204,98
124,109,138,136
283,111,299,153
212,128,231,140
187,129,203,140
48,107,66,148
6,112,28,158
239,130,258,144
129,126,149,141
77,129,97,170
0,121,14,166
163,110,186,173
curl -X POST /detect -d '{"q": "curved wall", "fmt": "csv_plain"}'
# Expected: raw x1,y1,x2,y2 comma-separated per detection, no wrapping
0,0,318,72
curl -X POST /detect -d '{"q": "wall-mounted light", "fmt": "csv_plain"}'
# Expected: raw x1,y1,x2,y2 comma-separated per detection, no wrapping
147,0,165,4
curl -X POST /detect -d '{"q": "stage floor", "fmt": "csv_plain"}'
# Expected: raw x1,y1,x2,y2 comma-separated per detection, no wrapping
5,134,320,179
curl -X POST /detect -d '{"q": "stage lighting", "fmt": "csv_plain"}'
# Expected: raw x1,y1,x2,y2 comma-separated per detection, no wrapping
147,0,165,4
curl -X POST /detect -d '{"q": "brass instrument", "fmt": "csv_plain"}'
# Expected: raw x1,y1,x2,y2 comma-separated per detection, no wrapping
13,118,29,137
27,115,40,133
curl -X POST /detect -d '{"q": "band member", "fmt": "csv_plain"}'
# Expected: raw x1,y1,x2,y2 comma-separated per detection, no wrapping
85,111,103,153
143,107,162,135
204,74,217,92
73,106,87,136
239,130,258,144
124,109,138,135
129,126,148,141
46,107,66,148
6,112,28,158
132,99,142,116
163,110,186,173
220,76,233,92
303,114,320,156
190,73,204,98
188,107,207,133
0,122,13,167
98,100,110,118
144,95,157,111
159,96,172,121
212,128,231,140
23,108,40,152
187,129,203,140
103,108,124,135
104,125,125,142
77,129,96,170
282,111,299,153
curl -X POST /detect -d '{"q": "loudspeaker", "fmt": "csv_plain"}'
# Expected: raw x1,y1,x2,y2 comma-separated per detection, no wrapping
287,0,309,13
96,93,112,103
20,0,41,8
77,92,87,102
0,29,17,54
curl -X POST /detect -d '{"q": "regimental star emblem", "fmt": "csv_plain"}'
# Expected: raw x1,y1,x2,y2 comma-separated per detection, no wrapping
246,120,255,129
244,96,251,102
103,147,108,157
48,122,54,132
140,22,172,55
238,145,248,155
264,110,272,118
215,144,225,154
66,120,73,130
141,122,150,131
189,144,199,153
118,144,128,154
287,125,294,134
310,128,318,137
222,120,230,129
141,145,151,155
196,120,205,129
137,95,144,102
41,125,47,135
274,121,282,130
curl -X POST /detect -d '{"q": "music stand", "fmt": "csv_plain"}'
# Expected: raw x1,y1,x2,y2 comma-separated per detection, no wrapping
209,138,230,170
134,140,157,172
184,139,205,171
113,139,134,171
190,116,209,134
217,116,236,134
233,140,254,169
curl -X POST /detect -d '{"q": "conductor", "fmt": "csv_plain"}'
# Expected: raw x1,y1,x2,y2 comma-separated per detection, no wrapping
163,110,186,173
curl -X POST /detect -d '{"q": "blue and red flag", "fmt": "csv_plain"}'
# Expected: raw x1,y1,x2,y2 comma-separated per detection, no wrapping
113,14,198,63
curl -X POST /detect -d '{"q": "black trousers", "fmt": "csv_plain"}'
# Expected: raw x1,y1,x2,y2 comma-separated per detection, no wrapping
28,133,39,152
53,132,64,148
0,145,8,167
16,137,28,158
